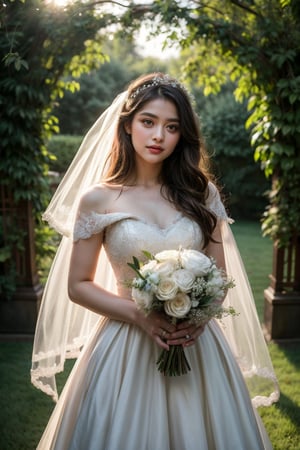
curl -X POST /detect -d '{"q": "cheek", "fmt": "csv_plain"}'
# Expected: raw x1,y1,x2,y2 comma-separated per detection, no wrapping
131,128,145,146
131,123,147,140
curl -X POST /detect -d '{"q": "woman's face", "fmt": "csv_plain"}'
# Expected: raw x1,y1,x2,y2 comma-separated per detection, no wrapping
126,98,181,166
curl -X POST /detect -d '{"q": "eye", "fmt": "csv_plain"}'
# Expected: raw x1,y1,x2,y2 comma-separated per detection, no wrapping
167,124,180,133
142,119,153,127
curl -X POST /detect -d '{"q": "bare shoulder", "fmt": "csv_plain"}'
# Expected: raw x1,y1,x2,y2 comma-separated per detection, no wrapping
78,183,123,214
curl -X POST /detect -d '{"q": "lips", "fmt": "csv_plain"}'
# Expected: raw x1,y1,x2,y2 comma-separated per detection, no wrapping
147,145,163,154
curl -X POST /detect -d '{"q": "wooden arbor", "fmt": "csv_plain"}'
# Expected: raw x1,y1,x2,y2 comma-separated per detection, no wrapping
0,186,43,334
264,236,300,340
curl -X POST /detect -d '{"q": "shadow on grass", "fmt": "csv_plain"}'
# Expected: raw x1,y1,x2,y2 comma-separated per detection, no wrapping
276,340,300,369
270,340,300,430
275,391,300,429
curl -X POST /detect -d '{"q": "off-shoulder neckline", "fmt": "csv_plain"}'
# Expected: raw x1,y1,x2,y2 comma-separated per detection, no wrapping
79,210,185,232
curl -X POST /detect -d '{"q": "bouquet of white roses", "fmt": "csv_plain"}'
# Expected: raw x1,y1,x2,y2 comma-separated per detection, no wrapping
128,248,236,376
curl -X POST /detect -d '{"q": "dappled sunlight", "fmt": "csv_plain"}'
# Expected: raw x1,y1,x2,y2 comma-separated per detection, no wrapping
44,0,72,7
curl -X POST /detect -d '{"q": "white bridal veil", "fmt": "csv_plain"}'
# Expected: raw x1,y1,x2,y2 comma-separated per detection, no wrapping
31,90,279,407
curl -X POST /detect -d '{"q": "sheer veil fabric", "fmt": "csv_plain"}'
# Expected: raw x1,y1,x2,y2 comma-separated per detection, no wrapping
31,90,279,406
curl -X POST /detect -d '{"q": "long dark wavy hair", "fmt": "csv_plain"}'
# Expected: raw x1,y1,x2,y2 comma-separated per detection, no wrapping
104,72,217,247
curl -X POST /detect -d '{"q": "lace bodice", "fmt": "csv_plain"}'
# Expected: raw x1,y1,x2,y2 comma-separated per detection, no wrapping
73,183,228,297
75,212,203,295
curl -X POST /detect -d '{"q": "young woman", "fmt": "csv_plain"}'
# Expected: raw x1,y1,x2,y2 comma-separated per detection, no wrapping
31,73,279,449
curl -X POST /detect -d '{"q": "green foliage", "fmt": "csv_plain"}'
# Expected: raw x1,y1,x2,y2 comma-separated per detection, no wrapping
198,86,269,219
35,219,60,285
249,81,300,245
54,60,135,135
0,0,110,204
54,35,171,135
46,135,83,173
134,0,300,245
0,215,25,299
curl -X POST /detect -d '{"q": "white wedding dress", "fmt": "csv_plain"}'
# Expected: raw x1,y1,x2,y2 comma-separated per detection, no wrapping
37,200,273,449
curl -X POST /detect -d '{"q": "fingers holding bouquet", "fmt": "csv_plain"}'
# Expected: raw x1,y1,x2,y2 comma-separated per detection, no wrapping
137,309,176,350
166,319,208,347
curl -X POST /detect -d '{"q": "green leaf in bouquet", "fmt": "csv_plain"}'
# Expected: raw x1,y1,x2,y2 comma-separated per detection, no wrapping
197,295,212,306
133,256,140,268
142,250,155,260
127,256,146,280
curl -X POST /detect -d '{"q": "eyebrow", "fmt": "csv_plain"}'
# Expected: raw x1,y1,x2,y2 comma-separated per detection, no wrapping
139,111,180,122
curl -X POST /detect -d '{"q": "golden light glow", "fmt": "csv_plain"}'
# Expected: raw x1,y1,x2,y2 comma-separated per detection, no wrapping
44,0,70,8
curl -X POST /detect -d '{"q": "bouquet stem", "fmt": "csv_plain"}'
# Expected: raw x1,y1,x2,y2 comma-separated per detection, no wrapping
156,345,191,376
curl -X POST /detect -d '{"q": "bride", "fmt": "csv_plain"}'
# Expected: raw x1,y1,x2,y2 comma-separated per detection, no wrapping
31,72,279,449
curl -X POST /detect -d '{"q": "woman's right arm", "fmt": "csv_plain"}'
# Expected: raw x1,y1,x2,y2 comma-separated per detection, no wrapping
68,224,175,349
68,231,138,322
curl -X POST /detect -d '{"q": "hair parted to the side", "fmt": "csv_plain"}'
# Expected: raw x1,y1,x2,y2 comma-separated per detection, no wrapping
104,72,217,247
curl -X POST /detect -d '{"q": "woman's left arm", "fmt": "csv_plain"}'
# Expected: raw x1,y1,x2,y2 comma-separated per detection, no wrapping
205,220,226,273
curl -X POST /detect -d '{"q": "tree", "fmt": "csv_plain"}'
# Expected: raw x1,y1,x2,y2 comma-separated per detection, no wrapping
54,60,134,135
0,0,115,205
53,34,144,135
54,34,171,135
199,85,270,219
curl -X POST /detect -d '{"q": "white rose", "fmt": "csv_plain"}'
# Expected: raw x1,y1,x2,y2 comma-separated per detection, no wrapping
155,260,178,278
155,249,179,262
132,287,154,311
164,293,192,318
172,269,195,293
156,277,178,300
140,259,158,276
180,249,211,276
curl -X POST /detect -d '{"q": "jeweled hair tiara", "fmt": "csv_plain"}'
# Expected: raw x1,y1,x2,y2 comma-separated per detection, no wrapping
129,74,190,99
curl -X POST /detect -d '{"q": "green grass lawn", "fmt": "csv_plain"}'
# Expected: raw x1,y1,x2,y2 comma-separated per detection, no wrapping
0,221,299,449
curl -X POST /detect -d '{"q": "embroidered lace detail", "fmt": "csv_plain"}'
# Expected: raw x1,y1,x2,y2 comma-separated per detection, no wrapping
234,356,280,407
73,211,134,242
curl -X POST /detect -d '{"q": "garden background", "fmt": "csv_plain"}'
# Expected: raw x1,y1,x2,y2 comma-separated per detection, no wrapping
1,2,300,449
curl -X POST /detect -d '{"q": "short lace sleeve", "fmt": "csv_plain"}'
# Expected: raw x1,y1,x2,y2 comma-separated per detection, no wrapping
73,211,135,242
206,182,230,222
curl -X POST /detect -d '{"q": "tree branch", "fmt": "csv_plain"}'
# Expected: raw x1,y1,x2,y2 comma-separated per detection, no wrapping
79,0,151,13
229,0,261,17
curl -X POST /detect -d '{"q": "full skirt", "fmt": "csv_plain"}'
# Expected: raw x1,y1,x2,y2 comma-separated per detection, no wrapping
38,319,272,450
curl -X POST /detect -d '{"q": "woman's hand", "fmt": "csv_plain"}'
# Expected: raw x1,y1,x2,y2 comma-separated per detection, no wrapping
136,308,208,349
136,310,176,350
166,319,209,348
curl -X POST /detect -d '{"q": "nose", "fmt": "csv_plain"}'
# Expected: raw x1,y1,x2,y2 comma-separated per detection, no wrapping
153,125,164,142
